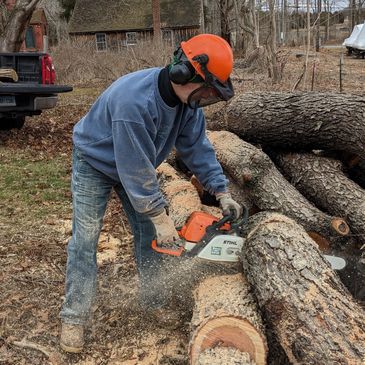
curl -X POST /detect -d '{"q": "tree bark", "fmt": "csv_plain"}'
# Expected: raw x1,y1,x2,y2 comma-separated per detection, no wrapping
241,212,365,364
0,0,41,52
273,152,365,239
157,162,202,227
190,274,267,365
208,92,365,160
207,131,349,244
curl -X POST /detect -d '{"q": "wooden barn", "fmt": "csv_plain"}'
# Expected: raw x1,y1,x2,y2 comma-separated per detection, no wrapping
68,0,222,52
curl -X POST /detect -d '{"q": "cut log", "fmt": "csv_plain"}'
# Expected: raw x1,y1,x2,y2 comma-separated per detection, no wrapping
207,130,349,244
157,162,224,223
241,212,365,364
189,274,267,365
157,162,202,227
208,92,365,160
273,152,365,239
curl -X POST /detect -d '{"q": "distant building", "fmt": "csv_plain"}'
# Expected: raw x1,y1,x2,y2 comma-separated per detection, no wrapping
5,0,48,52
68,0,222,51
22,8,49,52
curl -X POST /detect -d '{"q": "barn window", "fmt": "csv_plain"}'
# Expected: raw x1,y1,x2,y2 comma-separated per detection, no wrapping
25,27,36,49
95,33,107,51
126,32,137,46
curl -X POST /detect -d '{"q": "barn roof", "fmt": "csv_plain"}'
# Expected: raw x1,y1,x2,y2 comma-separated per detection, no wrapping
69,0,202,34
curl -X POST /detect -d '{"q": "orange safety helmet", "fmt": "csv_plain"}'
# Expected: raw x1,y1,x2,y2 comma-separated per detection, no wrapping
181,34,233,83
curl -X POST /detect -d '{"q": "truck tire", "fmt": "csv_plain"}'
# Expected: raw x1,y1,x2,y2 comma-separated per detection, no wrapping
0,116,25,130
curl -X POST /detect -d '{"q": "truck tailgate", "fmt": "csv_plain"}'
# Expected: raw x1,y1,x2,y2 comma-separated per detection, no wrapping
0,83,72,94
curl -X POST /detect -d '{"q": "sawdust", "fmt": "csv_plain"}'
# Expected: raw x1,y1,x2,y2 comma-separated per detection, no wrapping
197,347,256,365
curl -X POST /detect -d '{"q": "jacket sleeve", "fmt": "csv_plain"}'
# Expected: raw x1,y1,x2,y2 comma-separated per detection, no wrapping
175,110,228,195
112,120,166,214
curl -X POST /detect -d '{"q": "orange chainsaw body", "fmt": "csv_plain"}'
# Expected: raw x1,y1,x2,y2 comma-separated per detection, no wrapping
151,211,231,257
179,211,230,242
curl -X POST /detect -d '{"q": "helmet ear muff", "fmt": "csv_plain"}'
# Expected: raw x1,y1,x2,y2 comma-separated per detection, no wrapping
168,48,196,85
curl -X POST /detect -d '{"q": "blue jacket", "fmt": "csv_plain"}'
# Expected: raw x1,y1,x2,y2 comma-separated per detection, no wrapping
73,67,228,214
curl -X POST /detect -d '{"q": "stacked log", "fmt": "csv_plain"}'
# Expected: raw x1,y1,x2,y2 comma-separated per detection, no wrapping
241,212,365,364
207,130,349,246
208,92,365,160
272,152,365,237
190,274,267,365
157,92,365,364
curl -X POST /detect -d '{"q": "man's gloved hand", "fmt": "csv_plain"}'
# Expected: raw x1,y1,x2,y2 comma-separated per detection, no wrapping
149,209,180,244
216,192,242,219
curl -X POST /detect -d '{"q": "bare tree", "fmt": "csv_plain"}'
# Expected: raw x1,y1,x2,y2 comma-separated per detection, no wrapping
152,0,161,43
266,0,281,82
219,0,234,45
40,0,69,44
232,0,260,54
0,0,41,52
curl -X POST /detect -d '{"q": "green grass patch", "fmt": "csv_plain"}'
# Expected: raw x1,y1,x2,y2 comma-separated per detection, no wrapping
0,147,71,220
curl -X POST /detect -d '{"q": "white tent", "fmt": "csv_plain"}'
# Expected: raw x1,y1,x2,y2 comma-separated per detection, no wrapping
352,23,365,50
343,24,364,48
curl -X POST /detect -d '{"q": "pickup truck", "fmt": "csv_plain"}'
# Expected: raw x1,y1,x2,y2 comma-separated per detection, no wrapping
0,52,72,130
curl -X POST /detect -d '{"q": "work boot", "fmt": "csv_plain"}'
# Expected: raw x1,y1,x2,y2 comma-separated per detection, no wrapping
60,322,84,353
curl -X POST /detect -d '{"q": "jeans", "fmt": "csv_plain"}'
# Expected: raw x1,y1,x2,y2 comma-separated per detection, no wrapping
60,147,165,325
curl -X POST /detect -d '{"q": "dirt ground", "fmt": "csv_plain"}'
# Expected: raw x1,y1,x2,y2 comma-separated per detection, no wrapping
0,46,364,365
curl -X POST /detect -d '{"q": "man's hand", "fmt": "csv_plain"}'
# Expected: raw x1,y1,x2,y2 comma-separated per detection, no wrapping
216,192,242,219
149,209,180,244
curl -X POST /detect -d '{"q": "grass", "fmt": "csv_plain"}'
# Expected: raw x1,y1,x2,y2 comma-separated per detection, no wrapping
0,147,71,221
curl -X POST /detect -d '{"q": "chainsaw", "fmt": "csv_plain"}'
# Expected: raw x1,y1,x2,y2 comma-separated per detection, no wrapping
151,208,347,270
152,209,247,262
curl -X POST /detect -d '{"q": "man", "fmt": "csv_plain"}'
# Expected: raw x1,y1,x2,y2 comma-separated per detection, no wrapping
60,33,242,353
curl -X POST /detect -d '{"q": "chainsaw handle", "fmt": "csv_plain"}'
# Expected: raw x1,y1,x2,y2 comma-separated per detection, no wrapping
210,206,249,232
210,212,234,230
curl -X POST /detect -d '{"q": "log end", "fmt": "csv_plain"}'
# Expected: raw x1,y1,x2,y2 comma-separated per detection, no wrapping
331,218,350,236
190,317,267,365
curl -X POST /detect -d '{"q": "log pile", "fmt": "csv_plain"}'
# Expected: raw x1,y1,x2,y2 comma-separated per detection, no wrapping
157,92,365,364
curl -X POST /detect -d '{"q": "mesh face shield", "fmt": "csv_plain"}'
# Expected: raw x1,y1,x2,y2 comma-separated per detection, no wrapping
187,54,234,109
187,78,234,109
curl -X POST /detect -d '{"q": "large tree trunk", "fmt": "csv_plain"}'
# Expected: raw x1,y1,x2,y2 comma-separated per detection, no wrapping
190,274,267,365
208,92,365,160
0,0,41,52
207,131,349,244
273,152,365,239
241,212,365,364
1,0,41,52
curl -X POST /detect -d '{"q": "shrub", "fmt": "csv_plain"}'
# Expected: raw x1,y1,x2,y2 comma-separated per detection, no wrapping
51,38,174,86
